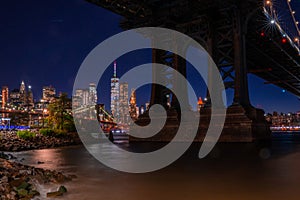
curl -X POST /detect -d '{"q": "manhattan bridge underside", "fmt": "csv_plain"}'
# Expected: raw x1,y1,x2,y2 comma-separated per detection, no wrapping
86,0,300,142
87,0,300,97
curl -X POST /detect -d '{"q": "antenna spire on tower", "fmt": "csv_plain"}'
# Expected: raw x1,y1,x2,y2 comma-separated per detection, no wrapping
114,61,117,78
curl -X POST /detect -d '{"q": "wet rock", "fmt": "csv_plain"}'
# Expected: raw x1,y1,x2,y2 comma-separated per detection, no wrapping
17,188,28,197
28,190,40,197
46,191,63,198
58,185,67,193
1,175,8,183
46,185,67,198
0,152,9,159
0,158,72,200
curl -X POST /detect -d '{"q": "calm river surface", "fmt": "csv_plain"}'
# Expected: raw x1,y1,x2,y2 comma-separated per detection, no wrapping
10,133,300,200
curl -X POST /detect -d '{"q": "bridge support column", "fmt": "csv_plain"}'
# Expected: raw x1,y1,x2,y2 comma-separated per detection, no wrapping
130,2,271,143
198,5,271,142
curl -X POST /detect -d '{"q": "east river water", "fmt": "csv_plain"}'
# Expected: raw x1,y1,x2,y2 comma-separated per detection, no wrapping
10,133,300,200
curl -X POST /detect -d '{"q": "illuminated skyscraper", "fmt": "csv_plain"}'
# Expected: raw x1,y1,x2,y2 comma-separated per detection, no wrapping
74,89,89,107
42,85,56,103
129,88,137,120
111,61,120,121
10,89,20,104
19,81,26,106
1,86,9,108
119,82,129,124
27,85,34,108
89,83,97,105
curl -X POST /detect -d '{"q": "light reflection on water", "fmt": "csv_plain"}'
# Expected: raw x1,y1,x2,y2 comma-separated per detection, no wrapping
10,133,300,200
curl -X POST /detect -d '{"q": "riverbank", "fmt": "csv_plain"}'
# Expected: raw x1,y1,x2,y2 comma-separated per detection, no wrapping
7,138,300,200
0,131,82,152
0,153,75,200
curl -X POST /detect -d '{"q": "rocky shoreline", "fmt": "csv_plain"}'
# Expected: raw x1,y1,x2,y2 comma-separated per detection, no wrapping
0,154,75,200
0,131,82,152
0,131,82,199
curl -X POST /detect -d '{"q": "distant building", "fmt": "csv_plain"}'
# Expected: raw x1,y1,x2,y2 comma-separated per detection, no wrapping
1,86,9,108
89,83,97,105
111,61,120,121
19,81,26,106
119,82,129,124
27,85,34,109
197,97,205,111
145,102,150,111
268,111,300,126
10,89,20,105
1,86,8,108
136,105,139,117
73,89,89,107
42,85,56,103
129,89,137,120
73,82,98,113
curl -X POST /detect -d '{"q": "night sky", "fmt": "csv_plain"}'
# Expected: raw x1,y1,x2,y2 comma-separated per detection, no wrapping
0,0,299,113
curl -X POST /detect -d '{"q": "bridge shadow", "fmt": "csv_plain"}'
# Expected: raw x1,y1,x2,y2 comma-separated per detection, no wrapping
114,132,300,163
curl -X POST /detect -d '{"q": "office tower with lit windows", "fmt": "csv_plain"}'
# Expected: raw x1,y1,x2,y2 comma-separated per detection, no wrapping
74,89,89,107
42,85,56,103
1,86,9,108
27,85,34,108
89,83,97,105
19,81,26,106
111,61,120,121
119,82,129,124
10,89,20,105
129,88,137,120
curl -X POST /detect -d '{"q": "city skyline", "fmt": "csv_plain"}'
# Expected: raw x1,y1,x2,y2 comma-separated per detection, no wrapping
1,71,300,115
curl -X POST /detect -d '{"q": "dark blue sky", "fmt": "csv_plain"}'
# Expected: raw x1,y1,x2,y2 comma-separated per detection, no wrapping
0,0,299,113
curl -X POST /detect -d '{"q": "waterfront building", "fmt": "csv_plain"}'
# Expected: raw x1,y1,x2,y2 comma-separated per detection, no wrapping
1,86,9,108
